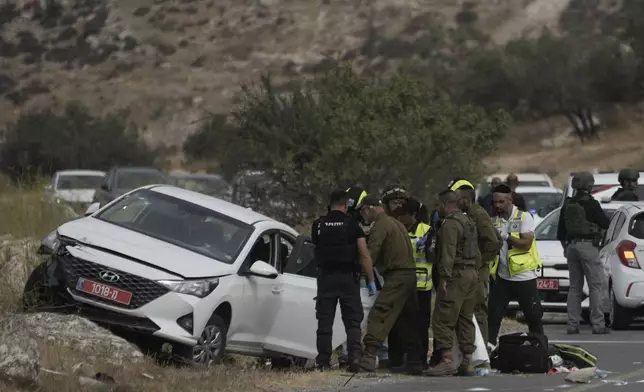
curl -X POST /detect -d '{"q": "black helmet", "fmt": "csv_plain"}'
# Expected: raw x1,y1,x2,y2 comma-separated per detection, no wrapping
618,168,639,183
345,185,367,211
381,185,409,203
571,171,595,191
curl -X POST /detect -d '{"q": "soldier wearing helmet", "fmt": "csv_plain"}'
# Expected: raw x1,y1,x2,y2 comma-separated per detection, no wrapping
381,185,410,217
557,171,610,335
612,168,640,201
448,178,503,357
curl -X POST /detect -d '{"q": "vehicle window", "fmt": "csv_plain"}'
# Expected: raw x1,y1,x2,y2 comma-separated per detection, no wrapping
611,212,627,242
247,233,277,268
519,181,550,187
96,189,253,264
278,234,295,272
629,212,644,239
535,209,560,241
521,192,562,215
116,171,168,190
56,174,104,190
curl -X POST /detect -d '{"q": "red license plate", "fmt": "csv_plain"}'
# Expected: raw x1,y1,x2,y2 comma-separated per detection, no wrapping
76,278,132,305
537,279,559,291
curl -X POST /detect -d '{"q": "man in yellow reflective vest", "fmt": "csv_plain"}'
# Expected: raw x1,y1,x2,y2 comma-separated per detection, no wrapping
396,197,433,369
449,178,503,354
487,184,544,347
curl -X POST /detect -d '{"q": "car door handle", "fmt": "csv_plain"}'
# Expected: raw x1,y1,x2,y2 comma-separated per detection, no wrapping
272,288,283,294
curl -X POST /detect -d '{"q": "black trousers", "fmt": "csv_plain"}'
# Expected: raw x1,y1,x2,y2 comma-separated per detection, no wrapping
387,290,432,367
487,277,544,345
316,271,363,366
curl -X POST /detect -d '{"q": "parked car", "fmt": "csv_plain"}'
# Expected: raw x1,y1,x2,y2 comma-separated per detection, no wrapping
476,172,554,200
46,170,106,207
513,200,628,320
91,166,170,208
170,171,232,201
516,186,563,226
560,171,644,205
598,201,644,330
25,185,375,366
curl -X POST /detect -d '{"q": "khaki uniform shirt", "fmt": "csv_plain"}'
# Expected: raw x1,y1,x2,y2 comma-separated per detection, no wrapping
367,212,415,273
466,203,503,267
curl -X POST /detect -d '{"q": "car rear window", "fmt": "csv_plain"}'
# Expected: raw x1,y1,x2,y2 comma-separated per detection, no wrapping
629,212,644,239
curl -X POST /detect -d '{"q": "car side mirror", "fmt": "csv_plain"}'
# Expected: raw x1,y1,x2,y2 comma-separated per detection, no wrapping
537,208,546,218
248,260,279,279
85,202,100,216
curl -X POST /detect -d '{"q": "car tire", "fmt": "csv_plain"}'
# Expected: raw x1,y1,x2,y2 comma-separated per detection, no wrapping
175,314,227,367
610,286,632,331
22,261,64,312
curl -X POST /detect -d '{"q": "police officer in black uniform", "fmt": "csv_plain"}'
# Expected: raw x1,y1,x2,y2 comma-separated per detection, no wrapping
313,190,376,372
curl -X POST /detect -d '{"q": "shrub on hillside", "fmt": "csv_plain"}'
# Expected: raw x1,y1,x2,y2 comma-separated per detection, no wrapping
201,64,509,220
0,102,157,182
183,113,237,161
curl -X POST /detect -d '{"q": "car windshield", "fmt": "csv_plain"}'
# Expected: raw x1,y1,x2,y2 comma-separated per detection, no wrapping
116,171,168,191
56,174,104,190
521,192,562,215
95,189,252,263
536,208,619,241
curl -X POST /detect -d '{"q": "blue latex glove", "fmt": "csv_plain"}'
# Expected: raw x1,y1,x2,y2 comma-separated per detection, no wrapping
367,281,377,297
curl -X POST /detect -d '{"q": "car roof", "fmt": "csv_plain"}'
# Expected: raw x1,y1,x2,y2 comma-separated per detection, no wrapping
515,186,562,194
146,184,277,225
56,170,105,176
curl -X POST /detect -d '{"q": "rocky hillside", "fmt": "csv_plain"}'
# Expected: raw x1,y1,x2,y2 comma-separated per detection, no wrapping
1,0,569,147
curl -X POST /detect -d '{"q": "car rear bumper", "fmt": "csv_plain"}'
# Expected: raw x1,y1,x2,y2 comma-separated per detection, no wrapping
613,265,644,309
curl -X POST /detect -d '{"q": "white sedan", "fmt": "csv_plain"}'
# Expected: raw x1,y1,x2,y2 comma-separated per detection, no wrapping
599,202,644,329
26,185,375,366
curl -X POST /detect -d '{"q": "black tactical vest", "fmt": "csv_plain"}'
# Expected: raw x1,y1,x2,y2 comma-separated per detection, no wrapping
314,215,358,268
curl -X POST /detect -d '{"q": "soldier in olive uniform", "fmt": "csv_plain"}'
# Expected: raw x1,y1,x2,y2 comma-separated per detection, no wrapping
426,190,479,377
611,168,640,201
358,194,422,374
449,178,503,350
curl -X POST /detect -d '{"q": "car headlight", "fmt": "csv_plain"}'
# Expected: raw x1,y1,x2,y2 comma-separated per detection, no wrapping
157,277,220,298
39,230,61,255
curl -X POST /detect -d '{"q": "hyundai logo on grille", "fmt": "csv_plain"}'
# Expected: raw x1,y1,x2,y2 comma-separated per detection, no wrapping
99,270,120,283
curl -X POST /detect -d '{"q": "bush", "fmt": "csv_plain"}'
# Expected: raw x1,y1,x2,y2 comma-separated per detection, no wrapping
0,102,158,182
183,113,238,161
206,64,509,220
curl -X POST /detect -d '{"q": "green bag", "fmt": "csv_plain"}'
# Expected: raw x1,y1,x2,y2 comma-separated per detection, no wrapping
553,344,598,368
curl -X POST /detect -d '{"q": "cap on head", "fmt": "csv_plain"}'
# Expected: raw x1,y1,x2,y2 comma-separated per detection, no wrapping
492,184,512,194
571,171,595,191
381,185,409,203
447,178,474,191
361,194,382,207
618,168,639,182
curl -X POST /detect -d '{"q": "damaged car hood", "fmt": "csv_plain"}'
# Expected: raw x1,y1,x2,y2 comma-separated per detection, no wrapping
57,217,238,278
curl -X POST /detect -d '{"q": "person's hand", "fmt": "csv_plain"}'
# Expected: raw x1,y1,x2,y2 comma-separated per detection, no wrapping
367,281,377,297
497,227,509,241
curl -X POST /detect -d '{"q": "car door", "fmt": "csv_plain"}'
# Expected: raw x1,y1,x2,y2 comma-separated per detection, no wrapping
264,233,374,359
600,212,626,278
231,231,284,349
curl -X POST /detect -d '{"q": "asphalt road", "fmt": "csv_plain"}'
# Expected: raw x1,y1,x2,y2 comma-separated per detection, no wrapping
322,315,644,392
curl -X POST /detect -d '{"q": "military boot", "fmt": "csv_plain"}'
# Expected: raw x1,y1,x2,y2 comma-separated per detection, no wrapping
457,354,476,377
425,350,456,377
359,345,379,373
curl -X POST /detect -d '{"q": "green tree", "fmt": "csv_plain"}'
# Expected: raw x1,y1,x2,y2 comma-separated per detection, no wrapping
210,64,509,220
0,102,157,181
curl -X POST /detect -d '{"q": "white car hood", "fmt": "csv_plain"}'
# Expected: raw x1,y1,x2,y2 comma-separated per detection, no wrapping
536,240,566,267
57,217,238,278
54,189,96,203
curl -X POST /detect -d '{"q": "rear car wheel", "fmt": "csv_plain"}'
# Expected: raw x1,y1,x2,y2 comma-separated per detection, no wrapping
610,286,632,330
176,314,227,366
22,261,65,312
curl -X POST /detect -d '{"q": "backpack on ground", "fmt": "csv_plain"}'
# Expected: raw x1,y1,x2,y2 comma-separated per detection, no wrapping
492,332,551,374
551,344,597,369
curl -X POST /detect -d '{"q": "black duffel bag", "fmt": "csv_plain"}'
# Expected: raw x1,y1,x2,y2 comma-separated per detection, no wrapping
492,332,551,374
